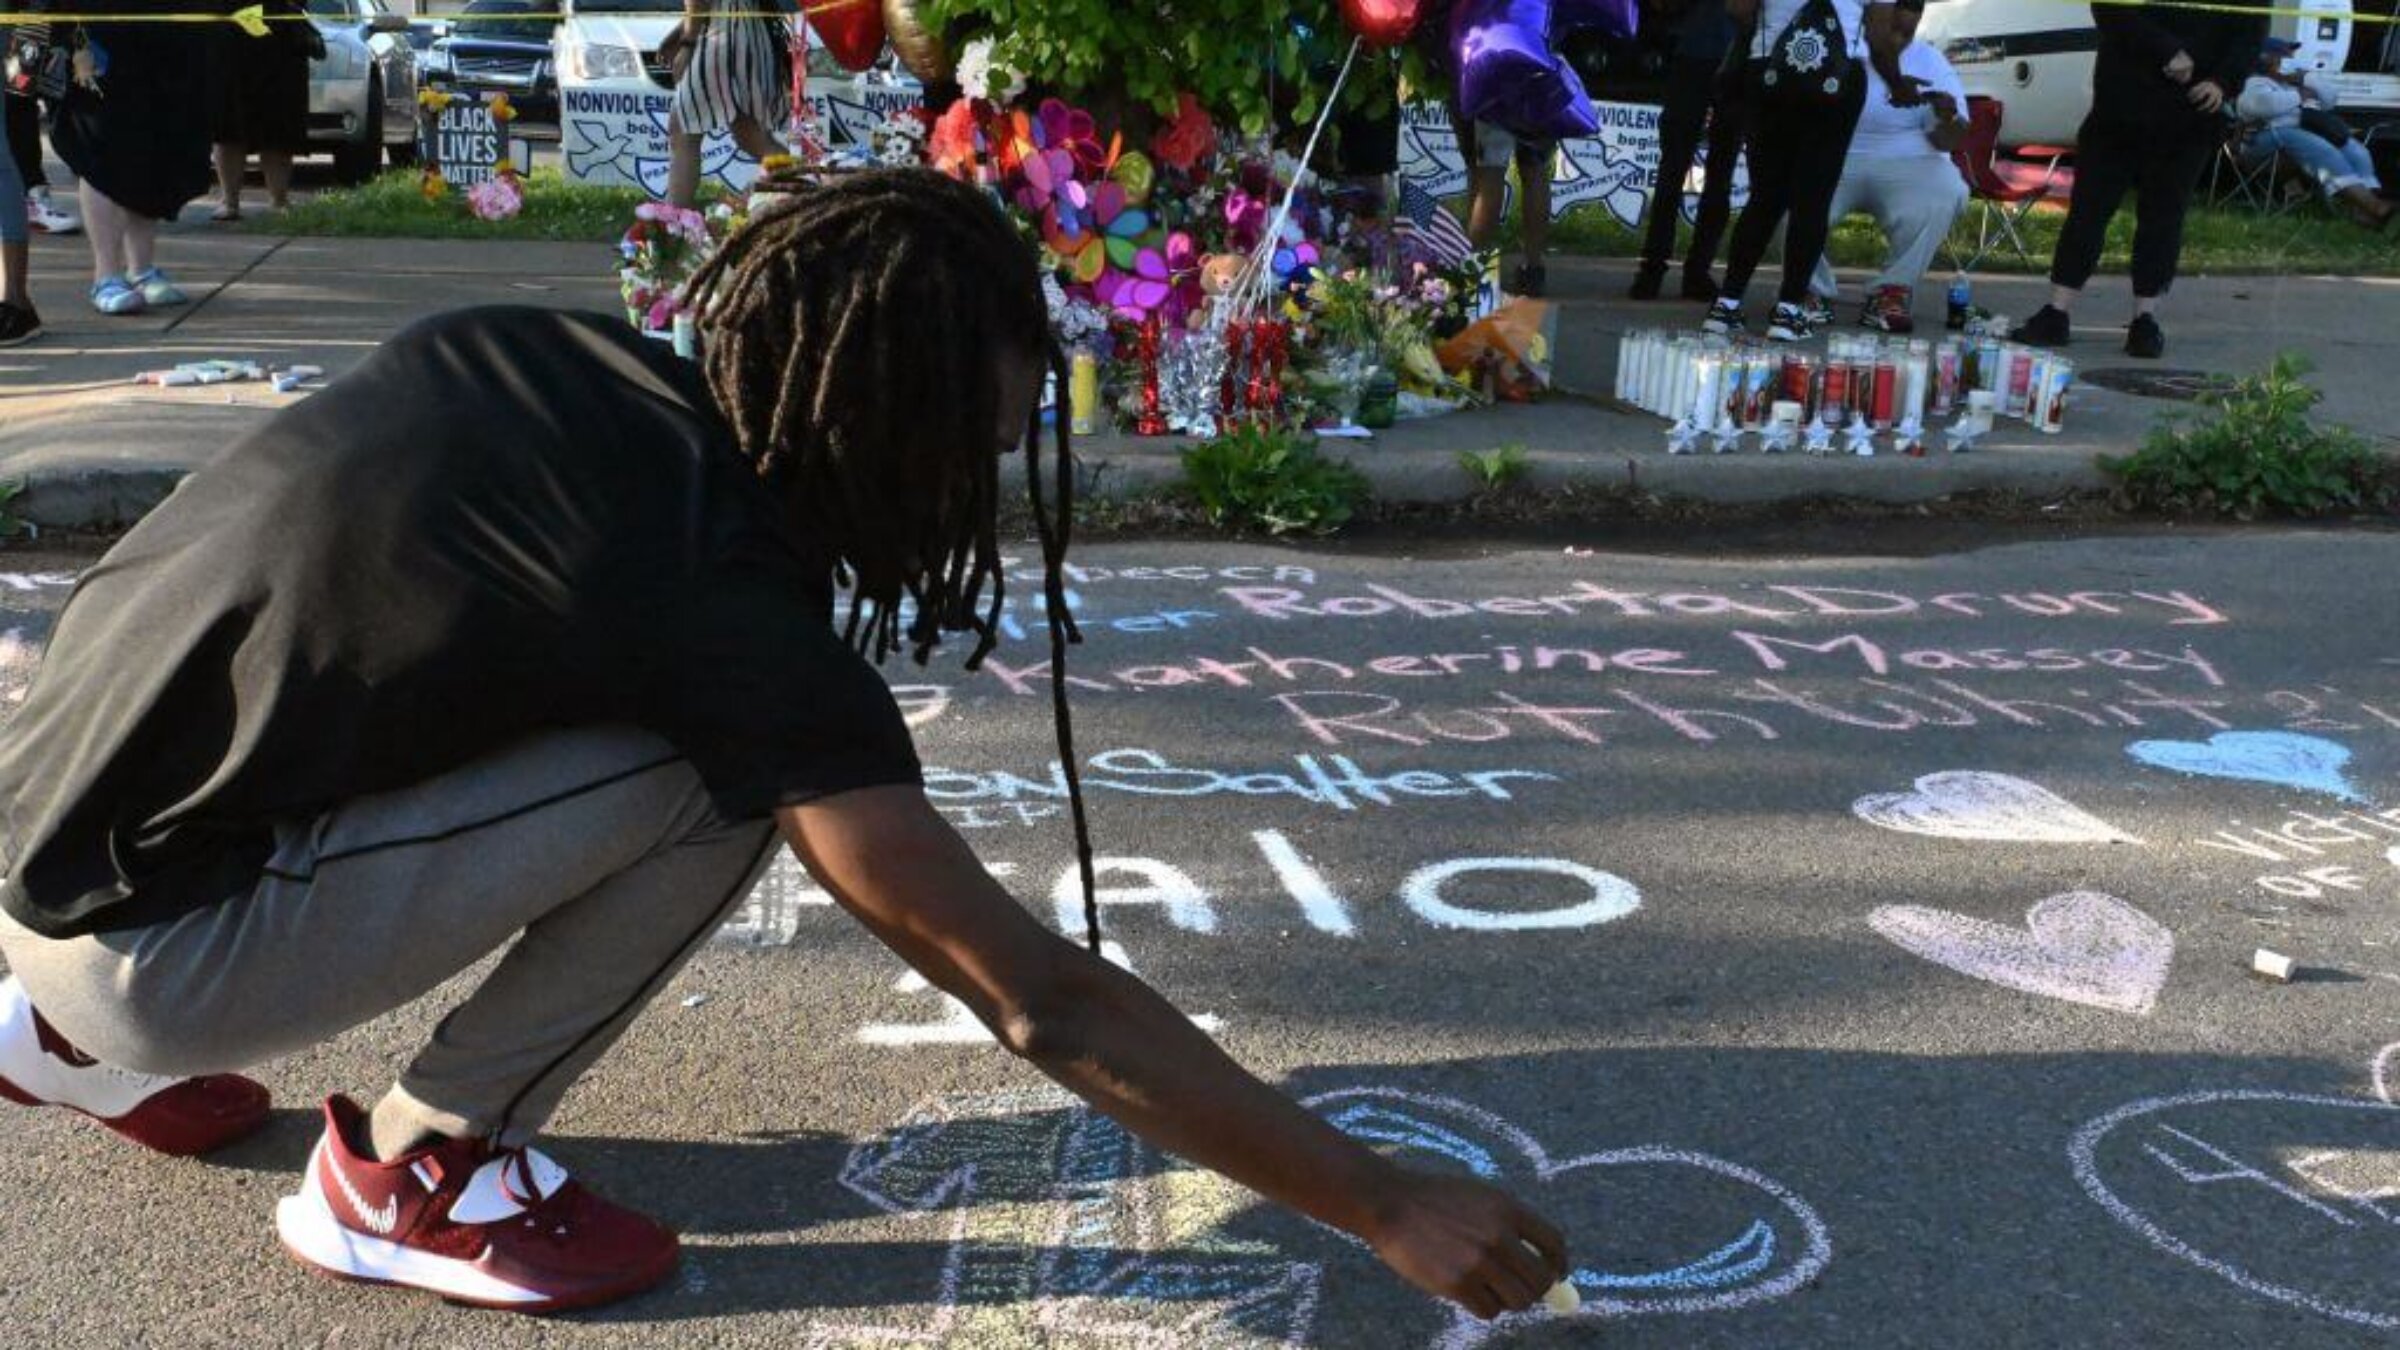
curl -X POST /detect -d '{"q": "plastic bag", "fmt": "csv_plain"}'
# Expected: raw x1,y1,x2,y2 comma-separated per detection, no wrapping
1435,298,1555,403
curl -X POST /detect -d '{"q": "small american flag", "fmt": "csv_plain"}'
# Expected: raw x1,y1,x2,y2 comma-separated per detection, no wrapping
1395,176,1475,270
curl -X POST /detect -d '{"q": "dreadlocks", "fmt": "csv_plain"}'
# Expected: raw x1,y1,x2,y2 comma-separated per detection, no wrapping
684,166,1102,951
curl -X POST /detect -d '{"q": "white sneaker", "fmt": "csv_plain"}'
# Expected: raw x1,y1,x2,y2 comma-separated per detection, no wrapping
26,188,81,236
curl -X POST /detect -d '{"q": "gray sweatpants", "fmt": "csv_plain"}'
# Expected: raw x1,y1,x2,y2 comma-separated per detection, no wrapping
0,726,777,1147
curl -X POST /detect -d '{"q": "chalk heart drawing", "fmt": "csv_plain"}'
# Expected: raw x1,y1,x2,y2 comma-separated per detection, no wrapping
2126,730,2364,803
1869,891,2174,1015
811,1084,1830,1347
2072,1047,2400,1331
1851,772,2136,845
1306,1088,1833,1349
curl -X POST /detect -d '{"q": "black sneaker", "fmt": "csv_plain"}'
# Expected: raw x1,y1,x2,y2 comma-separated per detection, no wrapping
1512,263,1547,298
1627,264,1665,300
2125,313,2165,360
1766,301,1813,343
1680,270,1720,302
0,303,39,348
2012,304,2071,348
1702,299,1745,336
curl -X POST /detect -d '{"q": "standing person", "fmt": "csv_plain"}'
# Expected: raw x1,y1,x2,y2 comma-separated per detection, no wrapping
48,0,213,314
2238,37,2390,228
1453,115,1555,296
7,95,82,234
210,0,320,222
1629,0,1746,301
0,77,37,345
656,0,788,210
0,169,1572,1319
1800,0,1967,333
2010,0,2263,358
1702,0,1912,341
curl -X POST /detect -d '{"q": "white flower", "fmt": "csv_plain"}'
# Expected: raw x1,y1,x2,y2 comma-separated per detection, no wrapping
955,36,1023,106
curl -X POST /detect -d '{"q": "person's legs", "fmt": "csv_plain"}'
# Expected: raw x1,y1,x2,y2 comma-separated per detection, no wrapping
729,115,784,165
261,150,293,209
1688,79,1747,286
2259,126,2369,198
78,180,128,283
1,725,777,1152
0,127,24,308
666,113,704,209
1638,58,1715,273
2125,128,2214,308
213,143,247,217
1869,157,1969,293
5,95,45,192
1515,141,1552,290
1718,100,1804,308
1808,162,1871,300
2042,115,2135,312
1774,90,1866,308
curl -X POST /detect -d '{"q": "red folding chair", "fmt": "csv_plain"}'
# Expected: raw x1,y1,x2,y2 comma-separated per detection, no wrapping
1944,95,2065,272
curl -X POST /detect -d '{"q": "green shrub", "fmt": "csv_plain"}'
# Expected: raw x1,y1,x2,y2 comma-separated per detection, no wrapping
1177,424,1368,535
1457,443,1530,494
2102,354,2397,519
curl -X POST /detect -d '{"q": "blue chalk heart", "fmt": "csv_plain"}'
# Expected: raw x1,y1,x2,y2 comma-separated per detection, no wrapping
2126,731,2363,802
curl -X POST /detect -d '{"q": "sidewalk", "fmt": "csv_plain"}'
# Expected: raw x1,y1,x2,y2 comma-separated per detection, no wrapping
5,215,2395,527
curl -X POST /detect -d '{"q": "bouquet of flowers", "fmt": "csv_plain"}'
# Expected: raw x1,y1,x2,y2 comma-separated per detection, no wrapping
618,202,715,334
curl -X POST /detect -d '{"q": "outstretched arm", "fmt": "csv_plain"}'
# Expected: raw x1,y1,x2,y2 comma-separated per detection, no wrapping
780,785,1571,1320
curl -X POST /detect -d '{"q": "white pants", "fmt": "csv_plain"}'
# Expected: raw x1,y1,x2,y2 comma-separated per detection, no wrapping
1808,156,1971,299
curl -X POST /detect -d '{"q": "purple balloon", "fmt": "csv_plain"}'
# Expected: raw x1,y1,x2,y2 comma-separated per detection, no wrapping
1449,0,1600,142
1554,0,1639,40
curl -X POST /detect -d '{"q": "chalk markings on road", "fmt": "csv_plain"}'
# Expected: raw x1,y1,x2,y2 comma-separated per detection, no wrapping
1870,892,2174,1015
2127,731,2365,803
1852,771,2137,844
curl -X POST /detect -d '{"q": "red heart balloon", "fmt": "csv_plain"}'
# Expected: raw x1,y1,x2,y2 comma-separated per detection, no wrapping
810,0,888,72
1341,0,1423,47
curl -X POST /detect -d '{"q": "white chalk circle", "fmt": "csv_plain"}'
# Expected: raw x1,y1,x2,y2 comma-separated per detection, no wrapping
2071,1089,2400,1330
1398,857,1642,932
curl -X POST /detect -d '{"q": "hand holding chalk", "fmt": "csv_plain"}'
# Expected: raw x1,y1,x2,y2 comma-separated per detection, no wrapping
1364,1170,1569,1323
1527,1240,1582,1313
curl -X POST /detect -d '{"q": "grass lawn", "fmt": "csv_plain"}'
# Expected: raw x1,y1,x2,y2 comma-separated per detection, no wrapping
1545,196,2400,277
250,168,648,243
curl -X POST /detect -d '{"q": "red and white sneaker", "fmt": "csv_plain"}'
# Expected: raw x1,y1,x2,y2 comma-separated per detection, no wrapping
276,1096,680,1313
0,975,271,1156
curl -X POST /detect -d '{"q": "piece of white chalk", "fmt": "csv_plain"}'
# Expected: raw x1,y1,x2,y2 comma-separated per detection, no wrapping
1542,1280,1581,1314
2252,949,2296,982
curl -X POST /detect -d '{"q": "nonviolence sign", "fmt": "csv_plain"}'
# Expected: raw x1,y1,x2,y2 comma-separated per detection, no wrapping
560,78,928,198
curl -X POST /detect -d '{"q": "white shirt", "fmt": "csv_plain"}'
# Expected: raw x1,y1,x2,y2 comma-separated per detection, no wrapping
1849,40,1966,160
2236,70,2339,131
1755,0,1868,60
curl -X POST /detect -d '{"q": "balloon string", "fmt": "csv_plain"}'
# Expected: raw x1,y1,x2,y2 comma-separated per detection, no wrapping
1230,34,1362,322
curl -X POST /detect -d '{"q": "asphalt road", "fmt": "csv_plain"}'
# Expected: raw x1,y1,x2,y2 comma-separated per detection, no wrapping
1,525,2397,1348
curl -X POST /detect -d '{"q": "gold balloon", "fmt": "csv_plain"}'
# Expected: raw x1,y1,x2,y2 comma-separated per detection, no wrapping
881,0,954,83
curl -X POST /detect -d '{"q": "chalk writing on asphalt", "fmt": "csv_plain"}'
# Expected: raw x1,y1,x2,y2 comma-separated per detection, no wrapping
2193,804,2400,901
921,749,1558,820
1852,771,2138,845
1215,582,2231,626
1870,891,2175,1016
813,1084,1831,1346
2071,1060,2400,1331
2127,730,2365,803
719,832,1647,951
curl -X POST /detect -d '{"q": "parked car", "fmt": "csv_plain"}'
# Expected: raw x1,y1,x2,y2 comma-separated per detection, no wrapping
422,0,561,126
307,0,420,182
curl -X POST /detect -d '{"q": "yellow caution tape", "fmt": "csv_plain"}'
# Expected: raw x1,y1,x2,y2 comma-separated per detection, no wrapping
9,0,2397,30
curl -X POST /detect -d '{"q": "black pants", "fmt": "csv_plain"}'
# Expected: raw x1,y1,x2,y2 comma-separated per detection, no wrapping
1639,57,1747,276
2048,113,2217,299
5,96,47,192
1722,78,1867,307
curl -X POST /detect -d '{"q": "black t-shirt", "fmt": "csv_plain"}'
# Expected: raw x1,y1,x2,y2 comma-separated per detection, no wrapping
0,307,922,939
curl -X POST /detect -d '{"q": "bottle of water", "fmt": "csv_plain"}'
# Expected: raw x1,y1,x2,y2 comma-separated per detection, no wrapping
1946,272,1971,331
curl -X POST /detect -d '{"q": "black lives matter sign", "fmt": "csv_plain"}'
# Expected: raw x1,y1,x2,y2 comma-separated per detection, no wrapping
422,100,505,189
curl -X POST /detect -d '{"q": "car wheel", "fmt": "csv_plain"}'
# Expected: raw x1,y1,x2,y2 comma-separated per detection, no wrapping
332,86,385,185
